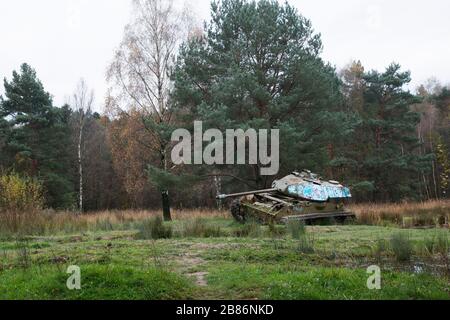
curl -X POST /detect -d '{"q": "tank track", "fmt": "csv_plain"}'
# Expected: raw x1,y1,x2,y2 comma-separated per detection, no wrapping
280,211,356,224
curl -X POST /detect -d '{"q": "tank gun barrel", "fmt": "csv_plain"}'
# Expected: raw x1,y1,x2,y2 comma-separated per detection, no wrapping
216,188,277,200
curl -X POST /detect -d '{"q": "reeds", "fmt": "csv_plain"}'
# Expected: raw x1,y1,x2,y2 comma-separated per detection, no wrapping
351,200,450,227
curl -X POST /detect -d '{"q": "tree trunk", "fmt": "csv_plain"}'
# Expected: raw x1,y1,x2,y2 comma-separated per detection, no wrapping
161,190,171,221
78,114,84,214
214,175,222,210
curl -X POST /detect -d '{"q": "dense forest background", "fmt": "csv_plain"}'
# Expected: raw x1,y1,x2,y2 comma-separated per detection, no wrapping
0,0,449,213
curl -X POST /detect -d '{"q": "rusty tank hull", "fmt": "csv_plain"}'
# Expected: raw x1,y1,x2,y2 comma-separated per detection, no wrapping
217,170,355,224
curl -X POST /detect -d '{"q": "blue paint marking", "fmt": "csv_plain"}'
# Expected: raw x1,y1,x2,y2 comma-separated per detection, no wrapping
287,183,352,201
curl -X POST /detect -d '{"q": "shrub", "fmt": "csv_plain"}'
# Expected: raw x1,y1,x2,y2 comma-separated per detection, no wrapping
135,217,172,240
390,233,413,262
0,173,43,211
0,173,44,235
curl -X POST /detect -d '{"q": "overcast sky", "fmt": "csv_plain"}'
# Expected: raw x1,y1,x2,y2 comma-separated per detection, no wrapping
0,0,449,111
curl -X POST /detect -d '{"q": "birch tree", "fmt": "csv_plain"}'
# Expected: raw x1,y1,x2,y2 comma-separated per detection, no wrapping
107,0,194,221
72,79,94,213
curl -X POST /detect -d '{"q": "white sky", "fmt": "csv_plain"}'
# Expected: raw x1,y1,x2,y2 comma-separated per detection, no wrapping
0,0,449,111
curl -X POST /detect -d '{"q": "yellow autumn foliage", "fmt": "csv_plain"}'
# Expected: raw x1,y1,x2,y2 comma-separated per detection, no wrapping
0,172,44,212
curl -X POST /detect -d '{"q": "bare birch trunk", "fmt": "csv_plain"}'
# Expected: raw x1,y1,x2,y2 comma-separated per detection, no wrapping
72,79,93,214
78,113,84,214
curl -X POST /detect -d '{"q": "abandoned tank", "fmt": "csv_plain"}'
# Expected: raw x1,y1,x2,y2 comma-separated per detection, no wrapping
217,170,355,224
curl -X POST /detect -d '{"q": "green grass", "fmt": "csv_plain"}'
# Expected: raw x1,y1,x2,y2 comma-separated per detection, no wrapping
0,265,193,300
206,263,449,300
0,219,448,300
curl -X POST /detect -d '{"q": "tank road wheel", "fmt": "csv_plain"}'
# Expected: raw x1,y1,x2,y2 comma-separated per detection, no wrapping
231,200,246,223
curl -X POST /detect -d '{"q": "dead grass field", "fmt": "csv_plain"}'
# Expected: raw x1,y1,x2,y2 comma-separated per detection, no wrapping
351,200,450,227
82,199,450,225
0,200,448,237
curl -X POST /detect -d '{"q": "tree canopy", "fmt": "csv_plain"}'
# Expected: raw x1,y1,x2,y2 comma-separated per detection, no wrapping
173,0,353,189
0,64,75,208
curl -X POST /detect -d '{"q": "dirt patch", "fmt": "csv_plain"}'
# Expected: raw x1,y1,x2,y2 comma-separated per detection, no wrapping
191,242,260,250
175,242,261,287
191,243,230,250
175,250,209,286
56,236,85,244
188,272,209,287
179,254,205,267
49,256,69,264
94,233,136,242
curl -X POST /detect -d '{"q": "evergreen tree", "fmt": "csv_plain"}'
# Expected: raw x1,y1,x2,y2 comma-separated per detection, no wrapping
172,0,353,190
0,64,75,208
0,115,9,168
433,88,450,197
434,88,450,147
358,64,431,201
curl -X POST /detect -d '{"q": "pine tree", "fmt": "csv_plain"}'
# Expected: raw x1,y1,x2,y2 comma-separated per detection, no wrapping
172,0,352,189
0,64,75,208
433,88,450,197
358,63,431,201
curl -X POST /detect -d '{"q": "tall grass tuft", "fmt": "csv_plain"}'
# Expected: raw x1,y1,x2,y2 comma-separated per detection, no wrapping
423,236,436,256
178,218,225,238
286,220,315,254
287,220,305,240
233,220,262,238
267,222,286,238
390,233,413,262
15,239,31,269
135,217,173,240
435,232,449,255
424,232,450,273
435,232,449,273
297,232,315,254
373,238,388,263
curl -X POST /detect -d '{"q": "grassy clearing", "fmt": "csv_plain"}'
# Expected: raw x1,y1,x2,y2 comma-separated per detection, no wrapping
0,217,448,300
0,201,448,300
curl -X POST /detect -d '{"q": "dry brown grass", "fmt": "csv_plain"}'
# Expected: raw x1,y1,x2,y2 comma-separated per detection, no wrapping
1,200,449,236
350,200,450,227
0,208,229,237
79,208,228,225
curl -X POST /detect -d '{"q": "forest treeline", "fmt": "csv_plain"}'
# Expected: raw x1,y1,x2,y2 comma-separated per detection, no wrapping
0,0,449,213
